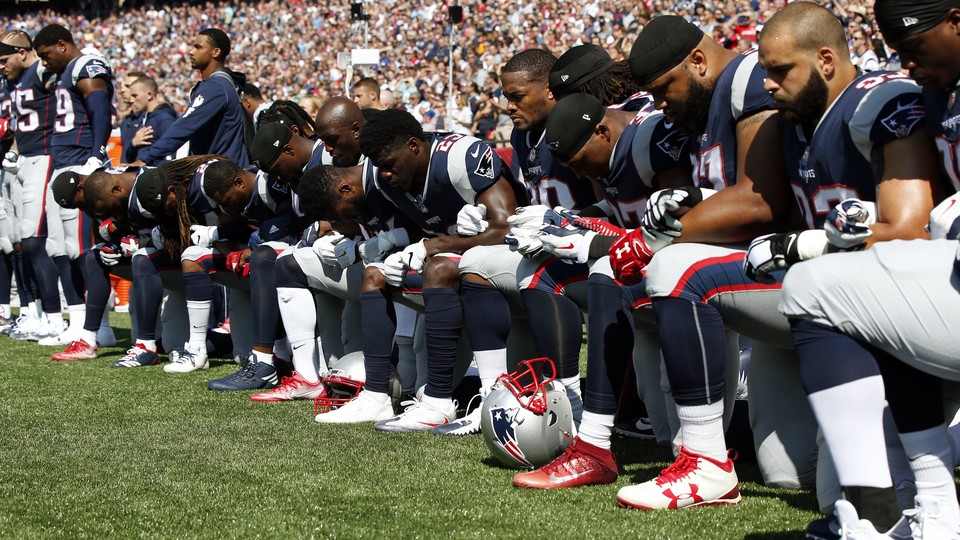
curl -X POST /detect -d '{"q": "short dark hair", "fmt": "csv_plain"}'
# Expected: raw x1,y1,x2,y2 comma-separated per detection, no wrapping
34,24,74,48
202,160,244,198
132,76,158,94
502,49,557,81
297,166,345,222
354,77,380,94
358,108,424,162
243,83,263,100
82,171,115,207
199,28,230,61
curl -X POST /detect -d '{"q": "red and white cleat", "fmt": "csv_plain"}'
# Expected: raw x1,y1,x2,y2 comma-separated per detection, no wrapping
616,446,740,510
51,340,98,362
250,371,325,402
512,437,618,489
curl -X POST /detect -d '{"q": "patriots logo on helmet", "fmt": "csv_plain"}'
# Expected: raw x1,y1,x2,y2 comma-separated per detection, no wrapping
656,130,689,161
881,98,925,138
489,406,532,467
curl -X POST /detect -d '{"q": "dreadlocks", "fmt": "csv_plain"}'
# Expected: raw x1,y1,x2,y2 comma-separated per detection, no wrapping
256,100,317,138
573,61,644,107
155,154,228,257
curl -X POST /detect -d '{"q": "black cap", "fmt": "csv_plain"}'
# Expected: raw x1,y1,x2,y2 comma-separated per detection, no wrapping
629,15,705,86
251,122,294,170
51,170,82,209
544,94,606,162
548,45,617,98
875,0,955,44
135,167,170,218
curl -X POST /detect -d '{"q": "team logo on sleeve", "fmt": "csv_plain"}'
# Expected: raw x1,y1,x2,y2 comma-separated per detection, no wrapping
656,130,689,161
85,63,108,78
473,147,495,179
880,98,925,138
183,95,205,118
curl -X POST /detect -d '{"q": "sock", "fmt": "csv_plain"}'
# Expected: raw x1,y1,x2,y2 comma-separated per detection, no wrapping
422,394,451,411
359,290,396,394
253,350,274,366
67,304,86,331
278,287,322,382
82,250,110,332
28,302,39,318
900,426,960,521
473,349,507,390
579,411,615,450
561,375,584,424
653,297,726,405
792,319,891,488
78,329,97,347
186,300,212,352
136,339,157,352
677,401,727,461
422,287,463,399
46,311,63,327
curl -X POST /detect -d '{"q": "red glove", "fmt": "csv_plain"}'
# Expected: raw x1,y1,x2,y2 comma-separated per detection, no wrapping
0,117,9,139
572,216,627,236
98,219,117,242
225,250,250,278
609,229,657,285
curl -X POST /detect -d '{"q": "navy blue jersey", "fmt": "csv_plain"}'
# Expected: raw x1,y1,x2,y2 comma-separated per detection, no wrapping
696,50,776,190
137,69,249,165
782,71,924,228
356,160,397,236
925,85,960,192
375,133,515,237
234,168,292,226
599,109,693,228
187,159,221,215
120,104,179,163
51,54,116,167
509,127,596,210
9,61,56,157
119,111,143,163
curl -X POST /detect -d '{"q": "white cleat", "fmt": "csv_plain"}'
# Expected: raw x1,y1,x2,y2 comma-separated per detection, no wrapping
433,394,483,436
899,495,960,540
616,446,740,510
26,320,67,342
38,328,81,347
315,391,394,424
163,344,209,373
375,396,457,433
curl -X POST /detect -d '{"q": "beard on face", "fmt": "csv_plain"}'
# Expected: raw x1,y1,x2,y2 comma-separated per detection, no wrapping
676,76,714,135
778,65,829,127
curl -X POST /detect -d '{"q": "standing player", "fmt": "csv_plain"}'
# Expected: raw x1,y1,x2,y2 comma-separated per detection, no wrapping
772,0,960,535
314,109,523,429
123,76,178,163
132,28,248,166
34,24,115,345
1,29,73,340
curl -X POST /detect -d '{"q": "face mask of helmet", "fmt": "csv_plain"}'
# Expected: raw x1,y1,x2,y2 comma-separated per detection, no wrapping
481,357,575,469
314,351,403,415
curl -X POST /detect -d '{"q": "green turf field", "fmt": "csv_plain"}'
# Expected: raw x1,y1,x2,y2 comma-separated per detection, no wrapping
0,313,820,538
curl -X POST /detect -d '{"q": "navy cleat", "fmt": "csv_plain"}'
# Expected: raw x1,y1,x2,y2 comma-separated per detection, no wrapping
207,361,279,391
110,344,160,368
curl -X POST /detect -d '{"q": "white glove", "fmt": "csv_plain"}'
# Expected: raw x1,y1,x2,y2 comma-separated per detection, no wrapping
99,245,122,267
399,239,428,273
504,230,543,257
929,192,960,240
313,232,347,267
78,156,104,176
2,152,21,175
824,198,875,250
539,225,597,264
359,228,411,264
507,204,569,235
151,226,163,249
189,224,220,247
456,203,488,236
377,251,408,287
0,236,13,255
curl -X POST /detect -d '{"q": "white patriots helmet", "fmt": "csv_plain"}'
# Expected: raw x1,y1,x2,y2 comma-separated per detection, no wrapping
313,351,402,415
481,357,574,469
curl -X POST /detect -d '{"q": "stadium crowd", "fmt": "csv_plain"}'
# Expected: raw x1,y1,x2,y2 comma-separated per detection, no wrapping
2,0,894,137
2,0,959,539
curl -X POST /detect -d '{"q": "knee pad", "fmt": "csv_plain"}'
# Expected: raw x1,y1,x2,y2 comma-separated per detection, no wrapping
180,245,212,263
